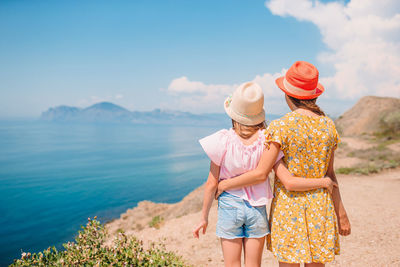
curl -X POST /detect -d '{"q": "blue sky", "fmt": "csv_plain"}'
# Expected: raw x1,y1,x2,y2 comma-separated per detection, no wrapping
0,0,398,118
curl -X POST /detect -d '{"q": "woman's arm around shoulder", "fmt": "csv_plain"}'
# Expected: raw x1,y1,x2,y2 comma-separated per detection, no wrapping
274,160,337,193
217,142,281,195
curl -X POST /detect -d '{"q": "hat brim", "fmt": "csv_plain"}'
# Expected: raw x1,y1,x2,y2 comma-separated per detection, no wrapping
275,77,324,100
224,97,265,126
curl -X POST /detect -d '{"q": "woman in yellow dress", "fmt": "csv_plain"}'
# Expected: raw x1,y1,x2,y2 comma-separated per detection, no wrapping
217,61,351,266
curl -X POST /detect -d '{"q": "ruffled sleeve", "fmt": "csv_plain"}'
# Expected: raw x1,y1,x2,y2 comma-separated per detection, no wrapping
265,120,285,149
199,129,229,166
261,128,285,165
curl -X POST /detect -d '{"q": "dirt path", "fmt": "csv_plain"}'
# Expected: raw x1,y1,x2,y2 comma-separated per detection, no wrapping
388,142,400,152
106,169,400,266
340,137,374,150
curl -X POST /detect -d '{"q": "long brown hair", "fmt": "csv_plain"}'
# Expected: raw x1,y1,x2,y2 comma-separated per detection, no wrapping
287,95,325,116
232,120,266,139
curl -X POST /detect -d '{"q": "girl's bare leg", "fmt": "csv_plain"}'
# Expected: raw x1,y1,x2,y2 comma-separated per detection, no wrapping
221,238,243,267
305,263,324,267
279,263,300,267
243,237,265,267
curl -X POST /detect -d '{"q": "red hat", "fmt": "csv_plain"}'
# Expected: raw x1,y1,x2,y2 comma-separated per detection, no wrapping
276,61,324,100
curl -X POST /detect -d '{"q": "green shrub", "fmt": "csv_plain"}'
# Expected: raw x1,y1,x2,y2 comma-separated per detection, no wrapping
11,217,188,266
336,167,355,175
337,161,398,175
375,111,400,139
149,215,164,229
337,142,400,175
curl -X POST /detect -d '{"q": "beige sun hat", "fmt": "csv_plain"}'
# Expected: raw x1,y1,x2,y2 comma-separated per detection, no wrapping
224,82,265,126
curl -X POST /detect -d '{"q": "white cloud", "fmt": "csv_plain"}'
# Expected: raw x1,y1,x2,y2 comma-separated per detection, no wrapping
168,76,235,96
251,70,287,98
166,71,286,113
266,0,400,98
167,76,236,112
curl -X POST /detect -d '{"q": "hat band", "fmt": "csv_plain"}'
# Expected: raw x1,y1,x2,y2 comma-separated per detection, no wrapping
283,78,316,97
231,106,263,119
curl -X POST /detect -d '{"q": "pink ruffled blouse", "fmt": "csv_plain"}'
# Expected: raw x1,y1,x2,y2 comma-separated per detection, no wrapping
199,128,284,206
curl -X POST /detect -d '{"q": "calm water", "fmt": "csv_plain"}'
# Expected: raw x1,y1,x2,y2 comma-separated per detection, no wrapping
0,120,229,266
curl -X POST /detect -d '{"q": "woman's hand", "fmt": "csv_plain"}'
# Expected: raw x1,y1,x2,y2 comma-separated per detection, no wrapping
193,219,208,238
338,212,351,236
323,177,338,194
215,180,227,199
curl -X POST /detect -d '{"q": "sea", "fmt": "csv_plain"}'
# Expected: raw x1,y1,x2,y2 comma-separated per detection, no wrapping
0,116,279,266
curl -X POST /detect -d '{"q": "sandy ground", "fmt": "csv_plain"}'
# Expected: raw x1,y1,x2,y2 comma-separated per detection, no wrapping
340,137,374,150
333,137,371,169
388,142,400,153
106,168,400,267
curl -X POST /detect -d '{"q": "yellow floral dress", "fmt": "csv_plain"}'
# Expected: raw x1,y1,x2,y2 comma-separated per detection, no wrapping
266,111,340,263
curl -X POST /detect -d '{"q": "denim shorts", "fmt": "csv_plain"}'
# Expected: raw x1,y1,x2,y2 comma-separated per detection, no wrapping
216,192,269,239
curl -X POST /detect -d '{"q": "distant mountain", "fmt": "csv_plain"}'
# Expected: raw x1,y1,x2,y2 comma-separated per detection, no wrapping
40,102,227,126
80,102,133,123
40,105,81,121
40,102,281,126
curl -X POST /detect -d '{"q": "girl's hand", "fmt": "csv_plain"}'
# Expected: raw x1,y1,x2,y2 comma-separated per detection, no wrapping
215,180,227,200
323,177,338,194
193,219,208,238
338,213,351,236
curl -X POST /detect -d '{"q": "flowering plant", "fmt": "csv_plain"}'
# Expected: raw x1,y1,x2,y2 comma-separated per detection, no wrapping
11,217,188,266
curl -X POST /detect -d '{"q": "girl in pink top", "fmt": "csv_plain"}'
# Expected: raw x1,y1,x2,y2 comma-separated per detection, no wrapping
193,82,336,267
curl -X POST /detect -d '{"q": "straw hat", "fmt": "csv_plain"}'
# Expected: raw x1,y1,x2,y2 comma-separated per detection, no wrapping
276,61,324,100
224,82,265,126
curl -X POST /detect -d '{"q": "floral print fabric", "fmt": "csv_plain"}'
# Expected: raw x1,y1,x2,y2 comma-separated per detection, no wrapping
266,111,340,263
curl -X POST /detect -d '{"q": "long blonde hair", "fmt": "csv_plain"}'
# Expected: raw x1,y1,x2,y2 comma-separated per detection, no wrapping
232,119,266,139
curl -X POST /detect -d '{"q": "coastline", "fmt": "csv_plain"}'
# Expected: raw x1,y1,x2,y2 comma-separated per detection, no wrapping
104,184,206,238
